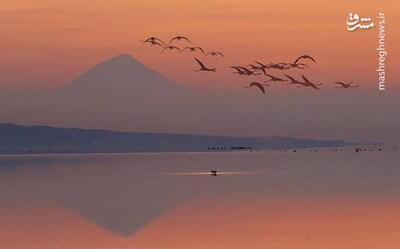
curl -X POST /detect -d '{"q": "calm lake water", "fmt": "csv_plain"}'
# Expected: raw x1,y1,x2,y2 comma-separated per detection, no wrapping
1,150,400,249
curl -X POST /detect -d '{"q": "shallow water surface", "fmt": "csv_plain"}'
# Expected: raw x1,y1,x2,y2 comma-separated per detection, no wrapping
1,151,400,249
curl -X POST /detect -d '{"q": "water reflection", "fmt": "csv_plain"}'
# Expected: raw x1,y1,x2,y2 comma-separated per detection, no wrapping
0,151,400,238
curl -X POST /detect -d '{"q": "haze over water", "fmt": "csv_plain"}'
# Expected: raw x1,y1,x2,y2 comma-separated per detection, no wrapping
1,150,400,249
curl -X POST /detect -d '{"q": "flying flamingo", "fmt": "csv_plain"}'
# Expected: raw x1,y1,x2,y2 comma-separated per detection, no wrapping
230,66,247,75
284,74,304,86
169,36,191,44
270,63,290,70
333,82,360,88
247,64,267,75
293,55,317,64
182,47,205,53
254,61,275,72
245,81,266,94
265,73,287,83
301,75,322,89
286,62,310,69
194,58,216,72
254,61,273,68
142,40,164,47
237,66,261,76
142,36,166,46
206,51,224,58
161,45,181,53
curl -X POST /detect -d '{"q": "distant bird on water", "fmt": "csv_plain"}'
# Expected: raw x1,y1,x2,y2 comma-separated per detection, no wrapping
333,82,360,88
194,58,216,72
169,36,191,44
246,81,266,94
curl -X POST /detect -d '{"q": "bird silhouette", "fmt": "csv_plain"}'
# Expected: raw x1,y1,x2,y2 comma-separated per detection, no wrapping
141,40,164,47
194,58,216,72
286,62,310,69
142,36,166,46
333,82,359,88
231,66,245,74
247,64,267,75
265,73,287,83
161,45,181,53
254,61,273,69
272,62,308,70
237,66,261,76
206,51,224,58
300,75,322,89
270,63,290,70
169,36,191,44
293,55,317,64
245,81,266,94
247,64,260,70
182,46,205,53
284,74,304,86
230,66,247,75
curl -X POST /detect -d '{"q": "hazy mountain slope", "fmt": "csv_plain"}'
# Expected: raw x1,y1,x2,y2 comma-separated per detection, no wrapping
0,53,394,144
0,123,352,154
56,53,186,98
0,53,191,131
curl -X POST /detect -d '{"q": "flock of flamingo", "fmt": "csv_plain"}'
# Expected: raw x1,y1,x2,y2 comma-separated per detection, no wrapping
141,35,359,94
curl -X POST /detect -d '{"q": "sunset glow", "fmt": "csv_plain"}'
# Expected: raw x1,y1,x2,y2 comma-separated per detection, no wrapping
1,2,400,249
1,0,399,89
2,198,400,249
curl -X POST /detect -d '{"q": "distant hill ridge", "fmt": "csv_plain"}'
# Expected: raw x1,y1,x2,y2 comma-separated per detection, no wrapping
0,123,353,154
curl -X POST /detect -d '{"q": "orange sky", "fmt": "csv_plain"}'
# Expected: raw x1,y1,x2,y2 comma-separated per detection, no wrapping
0,0,399,90
2,198,400,249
